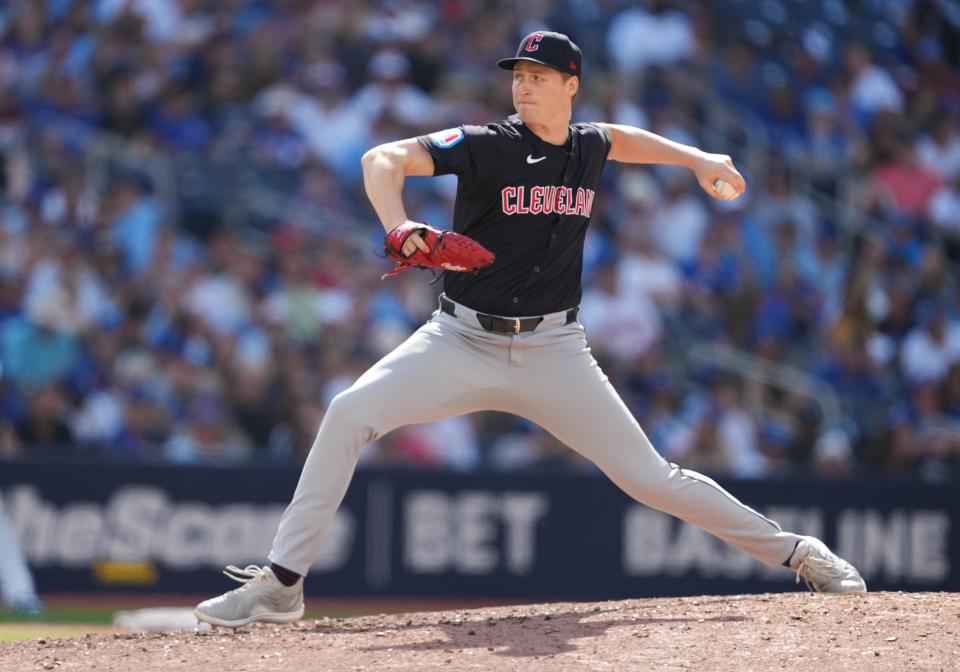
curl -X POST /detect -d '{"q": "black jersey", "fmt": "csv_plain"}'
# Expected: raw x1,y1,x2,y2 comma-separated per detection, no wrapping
417,116,611,317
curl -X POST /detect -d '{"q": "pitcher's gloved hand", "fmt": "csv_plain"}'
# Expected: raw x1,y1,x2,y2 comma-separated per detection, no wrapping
382,221,495,279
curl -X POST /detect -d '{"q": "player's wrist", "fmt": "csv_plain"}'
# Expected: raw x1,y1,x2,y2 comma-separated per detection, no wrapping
682,148,709,172
384,219,411,233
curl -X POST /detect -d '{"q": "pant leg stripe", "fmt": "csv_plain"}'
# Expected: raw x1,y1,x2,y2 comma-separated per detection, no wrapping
669,462,783,533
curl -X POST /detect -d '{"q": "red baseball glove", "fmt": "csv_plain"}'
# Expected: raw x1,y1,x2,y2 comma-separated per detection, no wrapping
382,221,495,280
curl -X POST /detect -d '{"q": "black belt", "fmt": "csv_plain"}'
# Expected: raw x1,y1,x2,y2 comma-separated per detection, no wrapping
439,295,579,334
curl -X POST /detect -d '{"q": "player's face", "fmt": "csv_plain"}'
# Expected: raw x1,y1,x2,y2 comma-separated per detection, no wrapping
512,61,578,125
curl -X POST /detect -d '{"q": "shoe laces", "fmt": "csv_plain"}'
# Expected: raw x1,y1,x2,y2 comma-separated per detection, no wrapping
223,564,270,586
201,566,272,607
794,550,845,592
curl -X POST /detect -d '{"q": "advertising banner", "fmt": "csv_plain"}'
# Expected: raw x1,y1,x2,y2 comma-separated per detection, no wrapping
1,462,955,598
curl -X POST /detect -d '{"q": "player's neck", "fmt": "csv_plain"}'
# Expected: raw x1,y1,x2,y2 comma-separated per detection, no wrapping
524,116,571,146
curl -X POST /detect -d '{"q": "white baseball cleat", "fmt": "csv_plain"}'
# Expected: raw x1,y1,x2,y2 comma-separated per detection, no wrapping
788,536,867,594
194,565,304,628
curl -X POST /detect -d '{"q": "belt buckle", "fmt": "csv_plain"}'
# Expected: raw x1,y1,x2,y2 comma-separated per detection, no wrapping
511,318,521,334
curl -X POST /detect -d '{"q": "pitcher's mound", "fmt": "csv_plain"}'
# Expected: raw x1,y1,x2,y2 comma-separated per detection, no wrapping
1,591,955,671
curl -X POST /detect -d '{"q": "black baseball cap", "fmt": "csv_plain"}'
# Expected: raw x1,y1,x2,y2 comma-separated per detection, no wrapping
497,31,582,79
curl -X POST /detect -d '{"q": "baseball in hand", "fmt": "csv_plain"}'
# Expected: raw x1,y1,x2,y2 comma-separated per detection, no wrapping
712,179,739,201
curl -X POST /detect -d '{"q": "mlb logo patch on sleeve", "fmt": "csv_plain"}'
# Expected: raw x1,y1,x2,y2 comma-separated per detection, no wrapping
429,128,464,149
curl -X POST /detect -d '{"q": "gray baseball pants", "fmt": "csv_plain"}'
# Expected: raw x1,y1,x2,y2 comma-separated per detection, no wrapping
269,295,801,575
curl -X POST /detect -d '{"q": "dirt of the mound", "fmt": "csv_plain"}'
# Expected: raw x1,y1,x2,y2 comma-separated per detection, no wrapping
1,591,956,672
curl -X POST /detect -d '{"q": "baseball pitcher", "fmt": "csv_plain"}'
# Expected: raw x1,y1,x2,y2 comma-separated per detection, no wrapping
195,31,865,628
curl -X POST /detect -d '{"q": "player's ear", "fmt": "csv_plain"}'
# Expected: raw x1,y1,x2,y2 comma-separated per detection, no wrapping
567,75,579,98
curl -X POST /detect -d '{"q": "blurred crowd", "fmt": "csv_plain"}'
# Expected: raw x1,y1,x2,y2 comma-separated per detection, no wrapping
0,0,959,481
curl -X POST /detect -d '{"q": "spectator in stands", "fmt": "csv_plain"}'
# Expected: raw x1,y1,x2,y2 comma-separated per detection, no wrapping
164,393,253,465
803,90,851,195
795,225,848,323
680,215,746,342
917,109,960,182
106,177,166,278
614,178,683,307
752,163,818,252
811,426,855,478
817,333,894,453
651,169,709,265
606,1,695,76
0,291,81,389
845,42,904,123
759,70,807,159
900,301,960,386
928,172,960,242
580,263,662,364
109,385,170,462
642,372,700,467
706,374,768,478
349,49,435,132
13,384,73,452
869,118,943,220
148,87,213,154
246,97,309,175
284,63,368,176
711,42,765,111
887,379,960,481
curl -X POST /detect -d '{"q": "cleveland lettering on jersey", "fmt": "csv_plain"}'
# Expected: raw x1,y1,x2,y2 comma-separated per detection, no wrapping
500,185,595,217
415,117,611,316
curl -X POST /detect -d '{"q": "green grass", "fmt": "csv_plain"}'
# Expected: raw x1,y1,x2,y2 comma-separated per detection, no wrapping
0,606,115,626
0,605,386,643
0,604,393,629
0,606,116,642
0,625,113,642
0,599,463,643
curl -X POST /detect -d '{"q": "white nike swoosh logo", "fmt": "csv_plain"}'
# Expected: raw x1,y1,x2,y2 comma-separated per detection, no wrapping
526,154,547,164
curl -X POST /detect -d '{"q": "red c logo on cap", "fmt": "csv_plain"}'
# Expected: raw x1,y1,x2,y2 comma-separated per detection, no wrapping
525,33,544,52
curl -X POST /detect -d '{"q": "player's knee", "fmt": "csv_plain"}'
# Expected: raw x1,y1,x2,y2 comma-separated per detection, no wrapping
324,388,378,443
327,388,364,424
